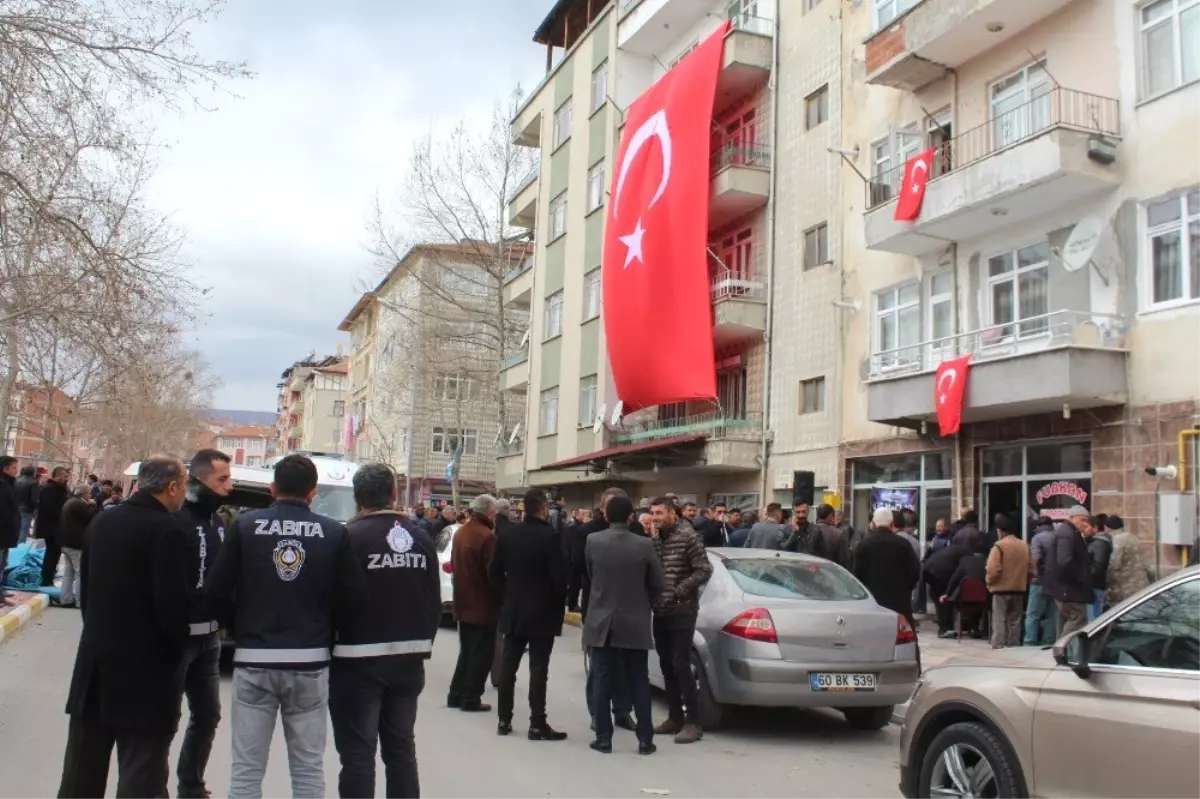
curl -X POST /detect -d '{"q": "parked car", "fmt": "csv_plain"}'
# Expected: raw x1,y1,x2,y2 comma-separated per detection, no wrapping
648,548,920,730
898,566,1199,798
435,523,459,627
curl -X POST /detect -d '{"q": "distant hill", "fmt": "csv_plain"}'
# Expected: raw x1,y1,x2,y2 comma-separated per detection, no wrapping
202,409,277,427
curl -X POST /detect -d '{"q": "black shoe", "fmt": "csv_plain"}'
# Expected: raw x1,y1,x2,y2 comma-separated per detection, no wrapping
638,742,657,756
589,718,596,732
615,714,636,732
528,723,567,741
497,721,512,736
460,702,491,713
589,740,612,754
446,694,461,709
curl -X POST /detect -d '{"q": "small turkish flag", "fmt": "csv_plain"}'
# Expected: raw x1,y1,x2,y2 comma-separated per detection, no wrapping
894,147,936,222
934,354,971,437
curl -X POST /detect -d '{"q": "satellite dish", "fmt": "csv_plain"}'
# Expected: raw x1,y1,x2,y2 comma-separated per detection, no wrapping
1061,217,1104,274
592,402,607,434
507,422,521,445
611,400,624,426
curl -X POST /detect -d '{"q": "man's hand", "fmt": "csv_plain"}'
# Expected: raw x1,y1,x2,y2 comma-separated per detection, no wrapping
940,595,949,604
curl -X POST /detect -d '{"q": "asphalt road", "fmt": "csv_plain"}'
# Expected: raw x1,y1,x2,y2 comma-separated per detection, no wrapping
0,609,902,797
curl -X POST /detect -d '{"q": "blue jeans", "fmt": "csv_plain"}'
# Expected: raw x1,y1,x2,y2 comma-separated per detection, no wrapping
18,511,32,544
1087,589,1107,621
1024,584,1056,646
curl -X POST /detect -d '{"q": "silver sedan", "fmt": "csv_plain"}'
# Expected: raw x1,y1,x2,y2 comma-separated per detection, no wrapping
648,549,920,730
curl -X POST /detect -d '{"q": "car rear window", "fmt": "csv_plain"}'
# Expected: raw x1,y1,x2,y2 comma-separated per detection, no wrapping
725,559,869,601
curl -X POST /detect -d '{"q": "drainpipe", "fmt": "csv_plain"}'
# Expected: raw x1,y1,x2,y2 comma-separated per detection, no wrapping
758,10,782,506
949,241,966,512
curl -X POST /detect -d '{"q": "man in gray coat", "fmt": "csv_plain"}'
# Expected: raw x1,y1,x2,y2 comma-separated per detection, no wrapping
583,495,663,756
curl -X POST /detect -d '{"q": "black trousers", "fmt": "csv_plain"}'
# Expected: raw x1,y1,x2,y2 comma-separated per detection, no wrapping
496,635,554,726
928,576,954,633
565,572,582,611
590,646,653,745
585,647,632,720
58,715,171,798
41,537,61,587
330,657,424,799
653,615,699,725
174,633,221,798
447,622,495,707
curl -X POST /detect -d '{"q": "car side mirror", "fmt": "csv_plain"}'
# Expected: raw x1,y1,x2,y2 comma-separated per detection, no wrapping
1054,631,1092,678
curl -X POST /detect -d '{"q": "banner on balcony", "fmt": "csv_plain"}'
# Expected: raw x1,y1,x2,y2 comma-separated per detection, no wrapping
934,354,971,437
894,147,936,222
600,20,728,410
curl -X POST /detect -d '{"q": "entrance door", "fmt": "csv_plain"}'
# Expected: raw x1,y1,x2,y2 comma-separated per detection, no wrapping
922,487,953,552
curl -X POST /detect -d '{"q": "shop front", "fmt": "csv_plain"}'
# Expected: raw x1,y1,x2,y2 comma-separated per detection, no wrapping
849,450,953,551
980,440,1092,538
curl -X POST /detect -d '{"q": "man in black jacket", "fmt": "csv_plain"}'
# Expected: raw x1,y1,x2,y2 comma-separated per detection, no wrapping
330,463,439,799
207,454,368,799
923,543,973,636
15,464,38,544
37,465,71,588
853,508,921,661
172,448,232,799
1043,506,1093,637
58,456,191,798
490,488,569,741
0,456,21,604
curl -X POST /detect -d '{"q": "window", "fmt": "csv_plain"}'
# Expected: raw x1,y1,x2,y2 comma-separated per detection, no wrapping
1094,578,1199,671
990,62,1051,149
870,128,922,205
435,373,478,402
583,269,602,320
874,283,920,367
926,270,954,361
539,387,559,435
987,242,1050,337
1140,0,1199,98
549,191,568,239
544,291,564,339
718,367,748,419
578,375,598,427
711,225,754,280
1145,190,1200,307
803,222,828,269
553,100,572,148
332,400,345,417
726,0,760,26
800,377,825,414
586,161,605,213
591,62,608,113
442,267,489,298
873,0,919,29
431,427,478,455
805,85,829,130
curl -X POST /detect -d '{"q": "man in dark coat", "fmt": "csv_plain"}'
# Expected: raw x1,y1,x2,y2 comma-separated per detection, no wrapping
814,504,851,568
58,456,190,798
583,495,663,755
853,508,921,664
1042,506,1093,637
447,496,501,712
923,543,972,635
951,510,983,551
0,456,21,604
490,488,568,740
941,545,990,638
15,464,38,544
36,465,71,588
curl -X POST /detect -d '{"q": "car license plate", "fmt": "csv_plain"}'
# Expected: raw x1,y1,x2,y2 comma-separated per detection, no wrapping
810,672,877,692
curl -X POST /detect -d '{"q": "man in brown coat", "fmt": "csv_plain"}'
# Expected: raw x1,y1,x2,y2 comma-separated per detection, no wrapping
985,514,1034,648
447,495,502,712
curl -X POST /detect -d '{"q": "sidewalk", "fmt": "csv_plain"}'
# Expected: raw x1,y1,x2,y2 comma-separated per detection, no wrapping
0,590,51,645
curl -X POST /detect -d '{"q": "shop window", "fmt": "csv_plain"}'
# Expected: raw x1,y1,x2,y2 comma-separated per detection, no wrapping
1027,441,1092,475
982,446,1023,477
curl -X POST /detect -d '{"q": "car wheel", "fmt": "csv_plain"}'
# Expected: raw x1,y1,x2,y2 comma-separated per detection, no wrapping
841,705,894,731
689,651,726,730
918,721,1026,798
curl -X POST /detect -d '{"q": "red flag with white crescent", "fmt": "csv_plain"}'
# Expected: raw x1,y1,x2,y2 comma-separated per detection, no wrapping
601,21,728,410
934,354,971,436
894,147,935,222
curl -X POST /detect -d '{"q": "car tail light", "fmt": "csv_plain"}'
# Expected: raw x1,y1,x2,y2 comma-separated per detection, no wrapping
442,561,453,574
896,615,916,645
722,608,778,644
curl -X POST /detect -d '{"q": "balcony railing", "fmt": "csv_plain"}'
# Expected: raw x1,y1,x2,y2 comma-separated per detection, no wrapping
866,310,1127,380
729,13,774,37
508,169,539,204
711,141,771,174
866,87,1121,210
710,267,765,302
614,410,764,444
504,257,534,284
501,349,529,370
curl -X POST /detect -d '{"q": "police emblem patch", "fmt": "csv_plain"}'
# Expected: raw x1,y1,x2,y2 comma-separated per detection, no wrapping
273,539,306,581
386,522,414,554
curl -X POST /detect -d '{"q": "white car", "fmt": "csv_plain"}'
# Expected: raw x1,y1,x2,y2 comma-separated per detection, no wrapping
435,523,459,626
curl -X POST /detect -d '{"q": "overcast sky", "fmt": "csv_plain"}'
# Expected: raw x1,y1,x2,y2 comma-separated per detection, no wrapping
146,0,550,411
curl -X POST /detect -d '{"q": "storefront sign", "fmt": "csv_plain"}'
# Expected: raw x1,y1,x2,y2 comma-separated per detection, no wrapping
870,487,919,513
1033,480,1090,519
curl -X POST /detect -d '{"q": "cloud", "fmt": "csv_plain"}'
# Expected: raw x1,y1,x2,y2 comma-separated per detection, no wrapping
145,0,550,411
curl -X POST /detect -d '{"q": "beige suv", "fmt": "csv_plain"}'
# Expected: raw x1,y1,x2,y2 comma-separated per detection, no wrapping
898,566,1199,798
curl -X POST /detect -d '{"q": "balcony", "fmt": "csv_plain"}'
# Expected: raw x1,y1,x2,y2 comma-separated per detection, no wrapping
865,310,1128,429
864,88,1121,255
496,440,525,491
710,268,766,347
500,350,529,394
619,0,774,56
510,97,542,148
715,18,773,113
614,410,763,473
502,258,535,309
865,0,1080,91
710,141,771,229
508,170,538,229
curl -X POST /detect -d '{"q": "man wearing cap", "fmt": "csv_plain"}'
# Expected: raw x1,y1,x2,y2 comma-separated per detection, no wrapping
1042,506,1093,637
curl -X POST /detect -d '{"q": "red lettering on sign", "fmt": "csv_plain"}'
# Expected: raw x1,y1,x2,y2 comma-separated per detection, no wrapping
1035,481,1089,506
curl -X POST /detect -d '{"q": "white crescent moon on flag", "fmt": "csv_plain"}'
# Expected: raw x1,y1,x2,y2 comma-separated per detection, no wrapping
936,368,957,403
910,157,928,191
613,109,672,218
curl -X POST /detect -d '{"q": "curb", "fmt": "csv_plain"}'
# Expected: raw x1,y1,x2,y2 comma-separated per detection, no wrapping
0,592,51,645
564,610,582,629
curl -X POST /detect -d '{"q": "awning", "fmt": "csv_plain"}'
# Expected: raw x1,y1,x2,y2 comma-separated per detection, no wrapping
542,434,707,470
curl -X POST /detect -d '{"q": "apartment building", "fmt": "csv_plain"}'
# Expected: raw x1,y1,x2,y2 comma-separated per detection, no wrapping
340,242,525,505
3,384,82,469
837,0,1199,561
275,354,348,455
502,0,779,509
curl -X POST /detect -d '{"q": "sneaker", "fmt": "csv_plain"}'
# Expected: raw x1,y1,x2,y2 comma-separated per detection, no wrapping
653,718,682,736
638,742,657,756
674,724,703,744
588,740,612,754
527,723,567,741
497,721,512,736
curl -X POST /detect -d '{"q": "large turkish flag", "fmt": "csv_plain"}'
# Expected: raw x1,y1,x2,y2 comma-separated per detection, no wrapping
934,354,971,436
601,21,728,410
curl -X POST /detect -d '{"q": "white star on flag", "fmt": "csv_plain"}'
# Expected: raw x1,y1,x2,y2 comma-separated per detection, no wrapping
619,217,646,269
